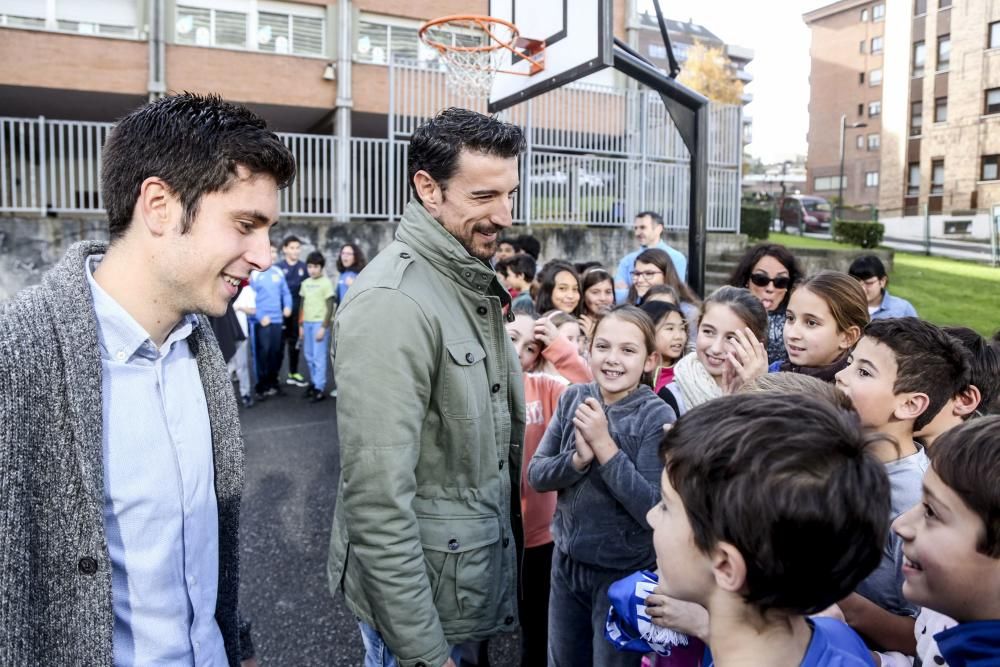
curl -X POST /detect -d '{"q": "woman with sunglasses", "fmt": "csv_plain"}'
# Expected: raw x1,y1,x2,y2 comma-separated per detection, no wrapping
728,243,804,364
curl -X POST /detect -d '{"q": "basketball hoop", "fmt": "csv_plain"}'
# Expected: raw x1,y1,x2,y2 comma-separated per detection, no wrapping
418,15,545,98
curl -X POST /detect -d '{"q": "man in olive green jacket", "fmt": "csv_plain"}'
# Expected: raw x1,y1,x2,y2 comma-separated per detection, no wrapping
328,108,527,667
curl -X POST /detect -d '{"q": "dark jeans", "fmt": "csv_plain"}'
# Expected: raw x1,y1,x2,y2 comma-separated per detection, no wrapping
254,321,283,392
519,542,554,667
547,548,643,667
283,298,301,375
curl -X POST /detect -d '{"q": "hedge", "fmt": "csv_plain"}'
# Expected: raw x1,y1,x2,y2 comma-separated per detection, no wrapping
832,220,884,248
740,206,771,240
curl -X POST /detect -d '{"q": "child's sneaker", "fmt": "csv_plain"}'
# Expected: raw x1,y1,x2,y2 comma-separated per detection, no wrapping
303,385,316,399
311,390,326,403
285,372,308,387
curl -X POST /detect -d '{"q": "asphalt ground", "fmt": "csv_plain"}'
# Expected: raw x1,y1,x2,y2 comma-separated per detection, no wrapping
235,380,520,666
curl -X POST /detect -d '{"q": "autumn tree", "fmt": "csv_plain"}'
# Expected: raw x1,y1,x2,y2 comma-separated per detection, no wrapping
677,41,745,105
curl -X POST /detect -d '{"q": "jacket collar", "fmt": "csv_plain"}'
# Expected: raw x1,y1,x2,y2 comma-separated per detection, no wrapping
396,199,509,302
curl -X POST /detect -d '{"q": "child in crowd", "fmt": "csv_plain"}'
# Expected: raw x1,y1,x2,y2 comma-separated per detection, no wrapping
651,302,687,393
528,306,676,667
893,416,1000,665
579,266,616,342
915,326,1000,446
536,260,582,316
335,242,366,305
641,284,680,306
835,318,971,660
660,287,768,416
518,311,591,384
646,393,891,667
848,255,918,320
249,243,292,399
498,253,537,312
627,248,699,341
504,310,576,667
773,271,870,382
278,235,308,388
232,281,256,407
298,251,335,403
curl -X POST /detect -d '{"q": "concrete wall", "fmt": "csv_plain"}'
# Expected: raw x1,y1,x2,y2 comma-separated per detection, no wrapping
0,215,745,301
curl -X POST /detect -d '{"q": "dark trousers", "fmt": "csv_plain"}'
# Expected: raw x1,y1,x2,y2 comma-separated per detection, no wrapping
254,322,283,392
547,548,643,667
519,542,554,667
283,298,301,375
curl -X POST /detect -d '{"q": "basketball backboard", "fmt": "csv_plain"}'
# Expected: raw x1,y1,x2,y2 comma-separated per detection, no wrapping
487,0,613,113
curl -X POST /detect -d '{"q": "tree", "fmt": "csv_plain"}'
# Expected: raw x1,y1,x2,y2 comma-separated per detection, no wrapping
677,41,744,105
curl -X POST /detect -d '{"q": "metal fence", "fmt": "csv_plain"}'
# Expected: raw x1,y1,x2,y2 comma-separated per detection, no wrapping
2,65,743,230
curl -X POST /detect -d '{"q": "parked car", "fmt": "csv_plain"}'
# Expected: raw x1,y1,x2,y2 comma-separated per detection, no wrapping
780,195,832,232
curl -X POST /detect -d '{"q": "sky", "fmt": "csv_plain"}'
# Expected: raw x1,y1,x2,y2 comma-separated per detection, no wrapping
637,0,827,164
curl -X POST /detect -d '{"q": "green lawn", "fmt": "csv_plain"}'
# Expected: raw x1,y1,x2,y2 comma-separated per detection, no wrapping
769,233,1000,336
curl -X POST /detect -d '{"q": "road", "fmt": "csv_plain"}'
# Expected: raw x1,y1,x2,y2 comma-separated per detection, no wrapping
236,388,520,665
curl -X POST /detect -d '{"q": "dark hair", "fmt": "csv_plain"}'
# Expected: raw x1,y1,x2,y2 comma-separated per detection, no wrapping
794,271,870,340
102,93,295,241
728,243,804,311
699,286,768,344
407,107,525,204
628,248,699,306
864,318,972,431
498,237,517,250
580,267,615,317
635,211,665,227
575,261,603,275
498,253,537,282
336,243,367,274
642,284,680,304
535,260,581,316
943,327,1000,417
640,299,680,327
660,394,890,614
848,255,888,281
929,416,1000,557
282,235,301,248
306,250,325,268
515,234,541,260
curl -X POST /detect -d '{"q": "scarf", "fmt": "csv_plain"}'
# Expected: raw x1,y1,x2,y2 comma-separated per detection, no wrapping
673,352,724,410
778,352,850,383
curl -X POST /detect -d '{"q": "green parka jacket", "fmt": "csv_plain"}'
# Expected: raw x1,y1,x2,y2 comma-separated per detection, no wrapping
327,200,526,667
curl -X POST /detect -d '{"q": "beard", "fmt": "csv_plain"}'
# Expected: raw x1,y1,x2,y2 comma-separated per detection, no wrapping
460,222,503,261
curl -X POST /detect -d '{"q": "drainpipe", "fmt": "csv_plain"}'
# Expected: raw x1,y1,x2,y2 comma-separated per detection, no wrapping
335,0,353,223
147,0,166,101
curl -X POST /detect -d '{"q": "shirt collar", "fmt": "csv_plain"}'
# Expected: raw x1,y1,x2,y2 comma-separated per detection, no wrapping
86,255,199,362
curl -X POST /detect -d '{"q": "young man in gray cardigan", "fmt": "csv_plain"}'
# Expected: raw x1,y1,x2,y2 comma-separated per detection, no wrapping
0,94,295,666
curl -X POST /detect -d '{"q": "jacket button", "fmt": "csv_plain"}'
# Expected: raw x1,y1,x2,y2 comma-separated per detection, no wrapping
503,537,510,548
491,383,501,393
78,557,98,575
499,460,504,470
447,539,459,551
399,252,411,259
477,306,488,315
465,353,475,363
505,615,514,625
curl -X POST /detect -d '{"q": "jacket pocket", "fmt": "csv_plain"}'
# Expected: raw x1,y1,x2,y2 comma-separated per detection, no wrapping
418,515,502,620
442,340,488,419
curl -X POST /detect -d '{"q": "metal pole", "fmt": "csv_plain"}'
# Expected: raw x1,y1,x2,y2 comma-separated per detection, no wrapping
524,98,533,229
335,0,352,223
924,201,931,256
837,113,846,223
38,116,47,216
387,57,396,221
688,104,709,298
639,89,648,213
991,205,999,267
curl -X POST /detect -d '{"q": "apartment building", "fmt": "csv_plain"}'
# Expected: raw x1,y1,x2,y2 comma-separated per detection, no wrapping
805,0,1000,238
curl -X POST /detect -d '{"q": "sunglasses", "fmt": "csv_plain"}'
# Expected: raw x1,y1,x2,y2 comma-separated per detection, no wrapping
749,273,791,290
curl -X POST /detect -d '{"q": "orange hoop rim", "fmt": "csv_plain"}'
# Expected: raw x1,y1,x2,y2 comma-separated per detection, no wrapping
418,14,545,74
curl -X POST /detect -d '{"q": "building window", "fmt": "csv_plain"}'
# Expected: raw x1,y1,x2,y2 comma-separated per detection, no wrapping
174,3,325,56
915,0,927,15
871,36,883,53
981,155,1000,181
868,133,881,150
869,100,882,116
911,101,923,134
814,176,846,191
860,40,867,54
990,21,1000,49
175,7,245,48
866,171,880,187
356,16,472,66
859,71,866,84
870,68,883,86
934,96,948,122
931,159,945,194
939,0,952,7
907,163,920,195
986,88,1000,114
858,103,865,116
0,0,138,37
257,12,325,56
856,135,865,149
913,41,926,77
861,7,869,21
873,3,885,20
937,35,950,71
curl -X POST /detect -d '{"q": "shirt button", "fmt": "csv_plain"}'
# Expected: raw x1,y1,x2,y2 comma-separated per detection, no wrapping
447,539,460,551
465,353,475,363
477,306,488,315
78,557,98,575
115,350,126,361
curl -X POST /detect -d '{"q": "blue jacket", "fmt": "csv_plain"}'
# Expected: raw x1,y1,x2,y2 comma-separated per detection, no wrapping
527,382,676,570
936,620,1000,666
249,266,291,321
615,240,688,303
871,289,918,320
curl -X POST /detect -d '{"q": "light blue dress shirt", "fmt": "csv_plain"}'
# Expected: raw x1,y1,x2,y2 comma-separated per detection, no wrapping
870,289,918,320
614,240,689,303
86,257,228,666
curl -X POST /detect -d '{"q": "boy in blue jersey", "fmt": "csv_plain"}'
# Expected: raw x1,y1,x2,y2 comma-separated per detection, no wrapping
893,416,1000,666
277,235,308,387
646,394,890,666
250,243,291,398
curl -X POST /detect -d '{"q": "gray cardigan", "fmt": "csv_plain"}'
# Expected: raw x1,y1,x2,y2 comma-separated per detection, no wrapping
0,241,245,666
